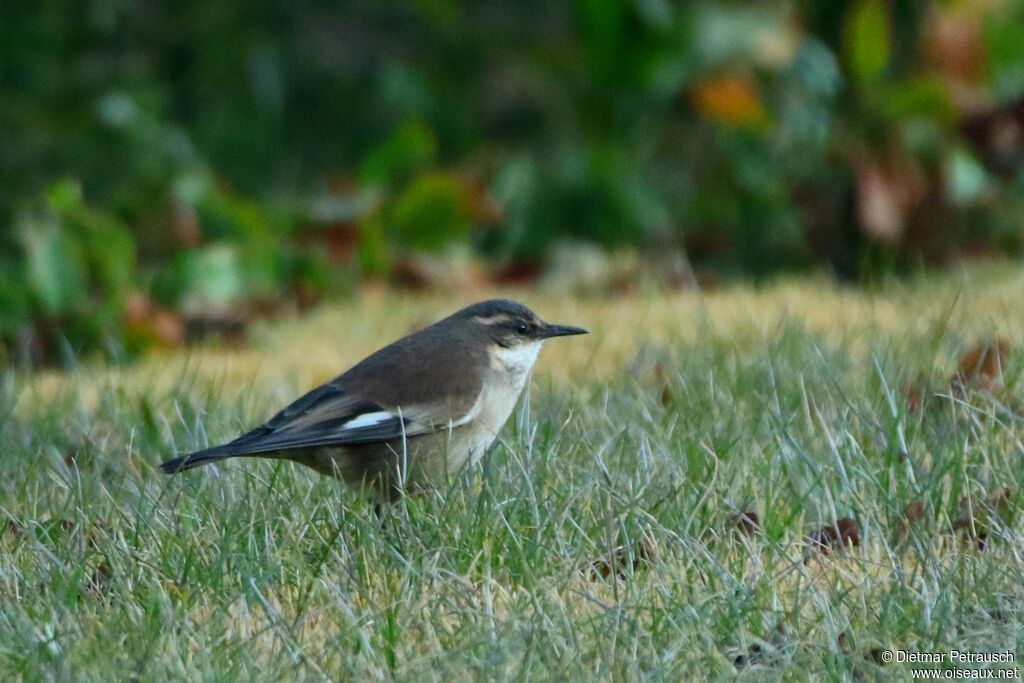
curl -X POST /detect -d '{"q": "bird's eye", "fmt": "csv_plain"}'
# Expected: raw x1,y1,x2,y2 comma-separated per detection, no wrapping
516,322,530,335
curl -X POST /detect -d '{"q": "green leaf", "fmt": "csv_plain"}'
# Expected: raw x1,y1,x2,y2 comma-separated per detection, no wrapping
0,263,31,335
359,120,437,188
43,178,136,300
843,0,890,83
357,215,392,278
576,0,626,80
176,244,244,308
985,12,1024,101
44,178,84,214
875,77,954,123
946,147,991,205
387,173,471,252
413,0,461,28
18,213,89,315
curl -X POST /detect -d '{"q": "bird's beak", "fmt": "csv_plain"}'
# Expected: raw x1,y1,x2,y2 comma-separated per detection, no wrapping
539,323,588,339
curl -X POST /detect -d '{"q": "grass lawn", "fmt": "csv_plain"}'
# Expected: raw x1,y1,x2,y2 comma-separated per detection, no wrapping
3,266,1024,681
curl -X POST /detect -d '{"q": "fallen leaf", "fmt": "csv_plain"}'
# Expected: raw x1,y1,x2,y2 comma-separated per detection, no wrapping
893,500,926,541
85,517,108,550
904,381,928,413
952,486,1014,549
952,338,1009,392
903,500,925,524
735,510,761,536
653,362,674,406
85,562,112,596
804,517,860,561
582,532,657,580
123,293,185,351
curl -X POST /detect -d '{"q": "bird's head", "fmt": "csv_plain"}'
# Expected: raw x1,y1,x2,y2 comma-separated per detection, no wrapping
460,299,588,349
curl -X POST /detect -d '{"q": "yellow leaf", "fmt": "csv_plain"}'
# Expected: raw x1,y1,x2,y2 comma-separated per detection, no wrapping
690,74,769,129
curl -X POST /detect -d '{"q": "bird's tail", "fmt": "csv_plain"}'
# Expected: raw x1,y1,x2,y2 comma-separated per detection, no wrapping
159,445,236,474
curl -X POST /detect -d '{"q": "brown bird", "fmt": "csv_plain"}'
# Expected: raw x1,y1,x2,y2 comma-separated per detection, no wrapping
161,300,587,498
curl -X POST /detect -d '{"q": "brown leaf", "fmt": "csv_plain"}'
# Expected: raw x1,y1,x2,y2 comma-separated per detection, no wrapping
691,73,768,129
494,260,543,287
892,500,927,542
291,281,322,312
581,533,657,580
183,310,246,346
952,486,1014,549
653,362,674,406
904,381,928,413
903,500,926,525
123,293,184,350
85,517,108,550
85,562,112,596
63,450,80,469
952,338,1009,391
804,517,860,561
854,155,927,246
464,176,506,226
735,510,761,536
924,11,987,92
172,198,201,248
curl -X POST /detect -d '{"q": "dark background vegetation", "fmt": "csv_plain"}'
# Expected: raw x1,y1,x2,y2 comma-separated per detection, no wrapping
3,0,1024,363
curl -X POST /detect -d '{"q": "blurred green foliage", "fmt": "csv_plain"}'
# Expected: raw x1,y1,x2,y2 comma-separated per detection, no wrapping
2,0,1024,362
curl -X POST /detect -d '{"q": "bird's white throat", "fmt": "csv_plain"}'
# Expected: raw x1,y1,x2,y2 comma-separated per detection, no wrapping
491,340,542,378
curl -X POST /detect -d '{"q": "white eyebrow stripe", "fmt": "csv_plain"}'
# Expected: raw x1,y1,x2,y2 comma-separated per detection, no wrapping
474,314,514,326
341,411,397,430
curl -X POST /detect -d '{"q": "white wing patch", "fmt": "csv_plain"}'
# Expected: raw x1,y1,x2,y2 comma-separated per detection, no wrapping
339,395,483,436
341,411,397,430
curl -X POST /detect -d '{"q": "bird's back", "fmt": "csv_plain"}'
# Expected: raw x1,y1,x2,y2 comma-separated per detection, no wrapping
335,315,488,411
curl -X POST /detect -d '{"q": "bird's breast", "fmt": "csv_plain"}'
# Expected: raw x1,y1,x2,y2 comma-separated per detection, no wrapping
448,341,540,470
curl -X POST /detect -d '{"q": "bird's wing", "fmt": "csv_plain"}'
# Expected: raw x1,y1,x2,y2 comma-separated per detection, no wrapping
201,380,481,457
